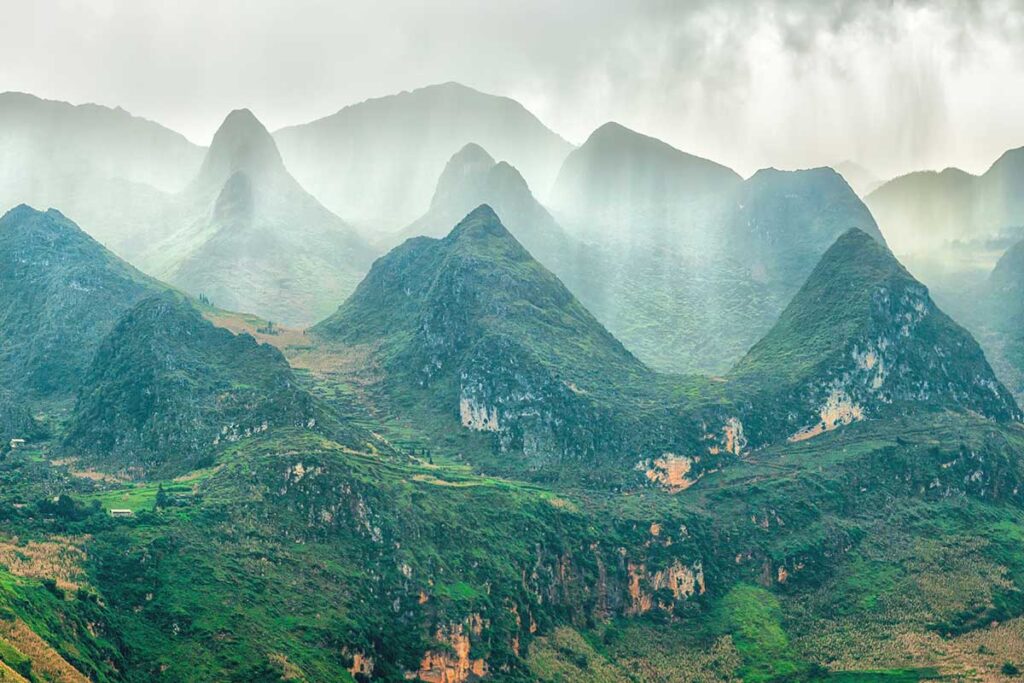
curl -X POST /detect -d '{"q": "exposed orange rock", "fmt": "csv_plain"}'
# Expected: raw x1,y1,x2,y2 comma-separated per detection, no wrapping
348,651,374,679
722,417,747,455
649,523,661,537
777,566,789,583
627,560,705,615
789,388,864,442
644,454,697,492
509,604,522,656
412,622,487,683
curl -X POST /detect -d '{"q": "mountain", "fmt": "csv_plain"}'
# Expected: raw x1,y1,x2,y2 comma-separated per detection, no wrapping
954,238,1024,402
730,228,1020,445
0,92,202,194
0,92,203,253
560,165,884,374
0,205,164,398
723,167,885,283
865,146,1024,276
62,292,352,478
833,160,882,196
314,205,651,472
273,82,573,230
549,121,742,244
391,143,578,272
139,109,375,326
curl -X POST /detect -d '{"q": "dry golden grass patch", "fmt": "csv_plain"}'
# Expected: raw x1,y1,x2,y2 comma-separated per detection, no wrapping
0,620,88,683
48,458,126,484
0,535,88,592
0,659,30,683
202,311,309,351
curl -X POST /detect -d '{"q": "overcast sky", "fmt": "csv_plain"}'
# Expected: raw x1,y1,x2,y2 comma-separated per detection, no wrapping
3,0,1023,178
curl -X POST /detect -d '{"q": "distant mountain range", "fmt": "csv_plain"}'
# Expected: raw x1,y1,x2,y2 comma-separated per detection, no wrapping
3,84,1021,386
0,92,203,257
865,146,1024,268
541,122,886,373
274,82,573,231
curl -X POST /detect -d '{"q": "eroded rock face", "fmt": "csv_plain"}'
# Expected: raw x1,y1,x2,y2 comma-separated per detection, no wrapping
627,560,706,615
459,396,500,432
643,454,697,492
412,621,487,683
789,387,865,442
347,651,374,679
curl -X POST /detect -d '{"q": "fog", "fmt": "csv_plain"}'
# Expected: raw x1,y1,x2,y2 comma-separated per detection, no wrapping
3,0,1024,178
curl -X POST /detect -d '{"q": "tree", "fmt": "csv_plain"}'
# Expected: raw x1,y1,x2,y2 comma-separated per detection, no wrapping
155,483,170,509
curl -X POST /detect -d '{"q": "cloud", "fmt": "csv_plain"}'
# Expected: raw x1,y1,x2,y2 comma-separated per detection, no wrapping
1,0,1023,177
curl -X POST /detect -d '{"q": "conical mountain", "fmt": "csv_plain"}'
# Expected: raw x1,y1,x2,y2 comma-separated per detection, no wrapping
274,82,573,230
549,121,742,243
63,292,362,478
191,108,286,189
730,228,1019,444
315,205,648,466
0,205,164,398
393,143,578,273
140,109,374,326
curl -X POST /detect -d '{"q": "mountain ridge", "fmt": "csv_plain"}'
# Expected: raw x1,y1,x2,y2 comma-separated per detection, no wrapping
273,82,573,229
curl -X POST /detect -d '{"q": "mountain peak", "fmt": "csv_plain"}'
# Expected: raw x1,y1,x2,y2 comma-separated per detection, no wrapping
551,121,742,227
429,144,497,209
196,108,284,187
445,204,516,244
2,204,87,242
452,142,495,165
588,120,633,140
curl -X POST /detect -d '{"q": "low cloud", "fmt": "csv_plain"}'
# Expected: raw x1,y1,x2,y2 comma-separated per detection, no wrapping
1,0,1022,178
